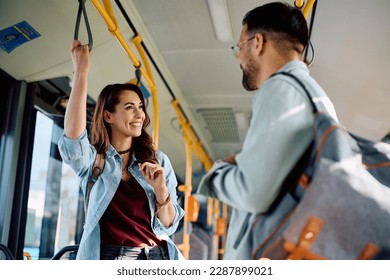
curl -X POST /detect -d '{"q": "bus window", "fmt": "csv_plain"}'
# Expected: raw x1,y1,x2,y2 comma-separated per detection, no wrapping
23,111,81,260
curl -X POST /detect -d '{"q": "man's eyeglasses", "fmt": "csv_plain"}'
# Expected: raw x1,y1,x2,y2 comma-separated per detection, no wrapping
231,35,256,57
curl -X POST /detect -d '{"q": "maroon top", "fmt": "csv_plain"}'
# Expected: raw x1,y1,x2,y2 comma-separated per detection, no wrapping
100,177,164,247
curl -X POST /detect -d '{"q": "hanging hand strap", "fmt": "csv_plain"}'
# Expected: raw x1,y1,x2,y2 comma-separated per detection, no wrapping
74,0,93,51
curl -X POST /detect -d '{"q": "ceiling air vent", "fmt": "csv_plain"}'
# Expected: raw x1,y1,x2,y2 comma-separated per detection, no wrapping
196,107,240,143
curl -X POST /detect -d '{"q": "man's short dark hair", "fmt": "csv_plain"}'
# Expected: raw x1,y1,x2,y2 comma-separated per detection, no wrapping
243,2,308,52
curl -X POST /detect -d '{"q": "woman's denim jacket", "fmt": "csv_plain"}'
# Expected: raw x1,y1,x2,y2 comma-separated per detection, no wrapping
58,130,185,260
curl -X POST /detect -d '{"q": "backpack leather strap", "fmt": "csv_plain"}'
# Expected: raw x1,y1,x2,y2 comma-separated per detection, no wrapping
85,153,104,213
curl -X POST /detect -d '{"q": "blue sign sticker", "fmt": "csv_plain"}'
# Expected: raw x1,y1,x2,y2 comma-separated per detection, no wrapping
139,81,151,99
0,20,41,53
129,78,151,99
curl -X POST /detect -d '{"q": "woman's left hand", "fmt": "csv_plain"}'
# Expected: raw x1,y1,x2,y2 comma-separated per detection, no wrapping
138,162,166,192
139,161,175,227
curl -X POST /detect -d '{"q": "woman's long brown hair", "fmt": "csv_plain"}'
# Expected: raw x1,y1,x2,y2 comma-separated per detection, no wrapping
90,83,157,164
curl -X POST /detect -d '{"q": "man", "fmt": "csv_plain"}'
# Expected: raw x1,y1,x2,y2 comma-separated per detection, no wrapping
197,2,337,259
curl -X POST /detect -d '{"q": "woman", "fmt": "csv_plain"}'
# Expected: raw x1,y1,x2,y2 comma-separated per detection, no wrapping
58,40,185,260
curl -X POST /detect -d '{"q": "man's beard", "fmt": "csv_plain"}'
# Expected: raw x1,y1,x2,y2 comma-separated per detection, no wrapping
241,60,258,91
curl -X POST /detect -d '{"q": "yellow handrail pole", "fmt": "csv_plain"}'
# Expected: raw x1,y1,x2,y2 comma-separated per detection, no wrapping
90,0,159,144
303,0,316,19
192,139,213,171
172,99,193,259
171,99,224,260
219,203,228,258
132,35,155,82
213,199,220,258
97,0,153,85
23,252,32,260
294,0,305,9
132,35,159,147
101,0,155,88
90,0,142,74
150,85,159,148
102,0,118,27
207,198,214,226
171,99,213,171
177,136,193,259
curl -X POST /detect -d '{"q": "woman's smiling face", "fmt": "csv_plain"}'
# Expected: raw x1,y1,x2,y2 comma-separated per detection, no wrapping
105,90,145,138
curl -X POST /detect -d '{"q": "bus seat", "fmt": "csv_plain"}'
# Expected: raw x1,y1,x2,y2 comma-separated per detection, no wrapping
173,225,215,260
51,245,79,260
0,244,15,260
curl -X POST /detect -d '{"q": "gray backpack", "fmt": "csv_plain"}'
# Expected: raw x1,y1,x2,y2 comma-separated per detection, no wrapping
251,72,390,260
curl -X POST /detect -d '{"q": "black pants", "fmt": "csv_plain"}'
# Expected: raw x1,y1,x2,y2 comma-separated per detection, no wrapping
100,244,169,260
